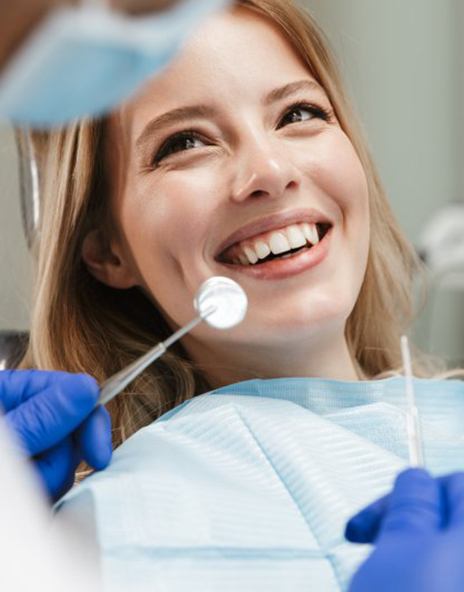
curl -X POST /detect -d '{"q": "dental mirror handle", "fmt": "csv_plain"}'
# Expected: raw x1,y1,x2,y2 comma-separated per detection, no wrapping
98,306,215,407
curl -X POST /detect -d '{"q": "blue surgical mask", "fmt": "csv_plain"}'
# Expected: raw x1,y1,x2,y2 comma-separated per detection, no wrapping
0,0,230,127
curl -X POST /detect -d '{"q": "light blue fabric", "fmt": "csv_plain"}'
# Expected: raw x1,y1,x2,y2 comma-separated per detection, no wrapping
0,0,229,126
57,376,464,592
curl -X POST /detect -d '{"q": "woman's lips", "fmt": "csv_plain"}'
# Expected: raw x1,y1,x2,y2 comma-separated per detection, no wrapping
218,227,332,280
214,208,333,258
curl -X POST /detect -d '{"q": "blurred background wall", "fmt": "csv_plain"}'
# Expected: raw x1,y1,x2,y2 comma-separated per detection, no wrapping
0,125,31,332
0,0,463,364
303,0,464,365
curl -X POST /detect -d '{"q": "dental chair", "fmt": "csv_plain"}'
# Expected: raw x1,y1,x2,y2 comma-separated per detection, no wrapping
0,332,28,369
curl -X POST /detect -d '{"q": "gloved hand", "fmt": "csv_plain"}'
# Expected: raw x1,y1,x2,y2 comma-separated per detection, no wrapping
346,468,464,592
0,369,112,502
345,472,453,543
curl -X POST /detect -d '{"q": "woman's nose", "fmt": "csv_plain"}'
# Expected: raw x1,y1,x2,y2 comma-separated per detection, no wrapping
230,138,301,203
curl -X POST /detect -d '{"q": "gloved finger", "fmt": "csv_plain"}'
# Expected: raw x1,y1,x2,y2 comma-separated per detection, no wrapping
345,473,453,543
74,405,112,470
34,437,80,502
378,468,440,541
444,472,464,530
5,374,99,456
0,369,82,411
1,369,45,411
345,494,388,543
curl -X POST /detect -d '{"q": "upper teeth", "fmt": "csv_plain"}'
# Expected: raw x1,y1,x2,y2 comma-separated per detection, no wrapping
230,222,321,265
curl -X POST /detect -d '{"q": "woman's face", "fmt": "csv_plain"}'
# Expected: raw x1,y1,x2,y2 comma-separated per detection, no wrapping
98,7,370,379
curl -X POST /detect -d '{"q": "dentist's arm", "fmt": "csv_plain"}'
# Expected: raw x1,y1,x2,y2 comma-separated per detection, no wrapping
1,369,112,501
347,469,464,592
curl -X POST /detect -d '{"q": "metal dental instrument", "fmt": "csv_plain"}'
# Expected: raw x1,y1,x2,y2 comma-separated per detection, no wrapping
400,335,424,467
98,276,248,406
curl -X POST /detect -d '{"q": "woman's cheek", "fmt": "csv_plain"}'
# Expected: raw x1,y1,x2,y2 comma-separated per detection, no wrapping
328,134,369,208
315,148,367,226
163,163,222,208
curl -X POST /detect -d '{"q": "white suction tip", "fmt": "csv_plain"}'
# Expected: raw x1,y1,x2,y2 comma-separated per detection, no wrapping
194,276,247,330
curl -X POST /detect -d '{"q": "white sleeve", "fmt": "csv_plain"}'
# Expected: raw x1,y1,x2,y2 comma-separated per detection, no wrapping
0,416,100,592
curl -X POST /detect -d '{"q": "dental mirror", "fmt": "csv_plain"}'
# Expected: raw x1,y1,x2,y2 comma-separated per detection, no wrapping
194,275,248,329
98,276,247,406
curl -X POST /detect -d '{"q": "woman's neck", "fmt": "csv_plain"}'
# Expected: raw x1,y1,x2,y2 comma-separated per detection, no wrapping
184,331,360,390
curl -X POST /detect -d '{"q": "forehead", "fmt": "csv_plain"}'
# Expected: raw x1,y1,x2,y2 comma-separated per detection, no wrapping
123,7,317,129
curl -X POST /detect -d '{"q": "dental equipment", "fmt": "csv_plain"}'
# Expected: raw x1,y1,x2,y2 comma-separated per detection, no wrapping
98,276,247,406
418,203,464,281
400,335,424,467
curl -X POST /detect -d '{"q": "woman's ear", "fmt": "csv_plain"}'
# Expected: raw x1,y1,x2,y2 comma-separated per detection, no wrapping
82,229,138,289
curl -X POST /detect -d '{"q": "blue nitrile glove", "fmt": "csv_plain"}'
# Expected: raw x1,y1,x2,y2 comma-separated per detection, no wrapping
347,469,464,592
345,472,452,543
0,369,112,502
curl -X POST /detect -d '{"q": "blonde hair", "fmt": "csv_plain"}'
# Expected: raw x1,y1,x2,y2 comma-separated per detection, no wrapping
21,0,441,447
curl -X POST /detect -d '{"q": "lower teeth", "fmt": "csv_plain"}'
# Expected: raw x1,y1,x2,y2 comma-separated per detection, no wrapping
280,247,307,259
261,245,310,263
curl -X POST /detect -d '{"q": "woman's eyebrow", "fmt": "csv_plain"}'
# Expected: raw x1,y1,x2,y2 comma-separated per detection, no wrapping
263,79,325,105
135,104,218,154
135,80,324,155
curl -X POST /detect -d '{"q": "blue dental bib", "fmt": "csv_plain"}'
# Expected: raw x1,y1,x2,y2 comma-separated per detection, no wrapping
58,376,464,591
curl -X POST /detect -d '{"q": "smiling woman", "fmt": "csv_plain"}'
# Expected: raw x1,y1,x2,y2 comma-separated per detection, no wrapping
23,0,419,417
18,0,464,589
87,5,373,388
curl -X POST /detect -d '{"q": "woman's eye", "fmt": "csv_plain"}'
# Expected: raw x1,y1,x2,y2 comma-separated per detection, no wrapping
153,132,207,165
277,104,330,129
